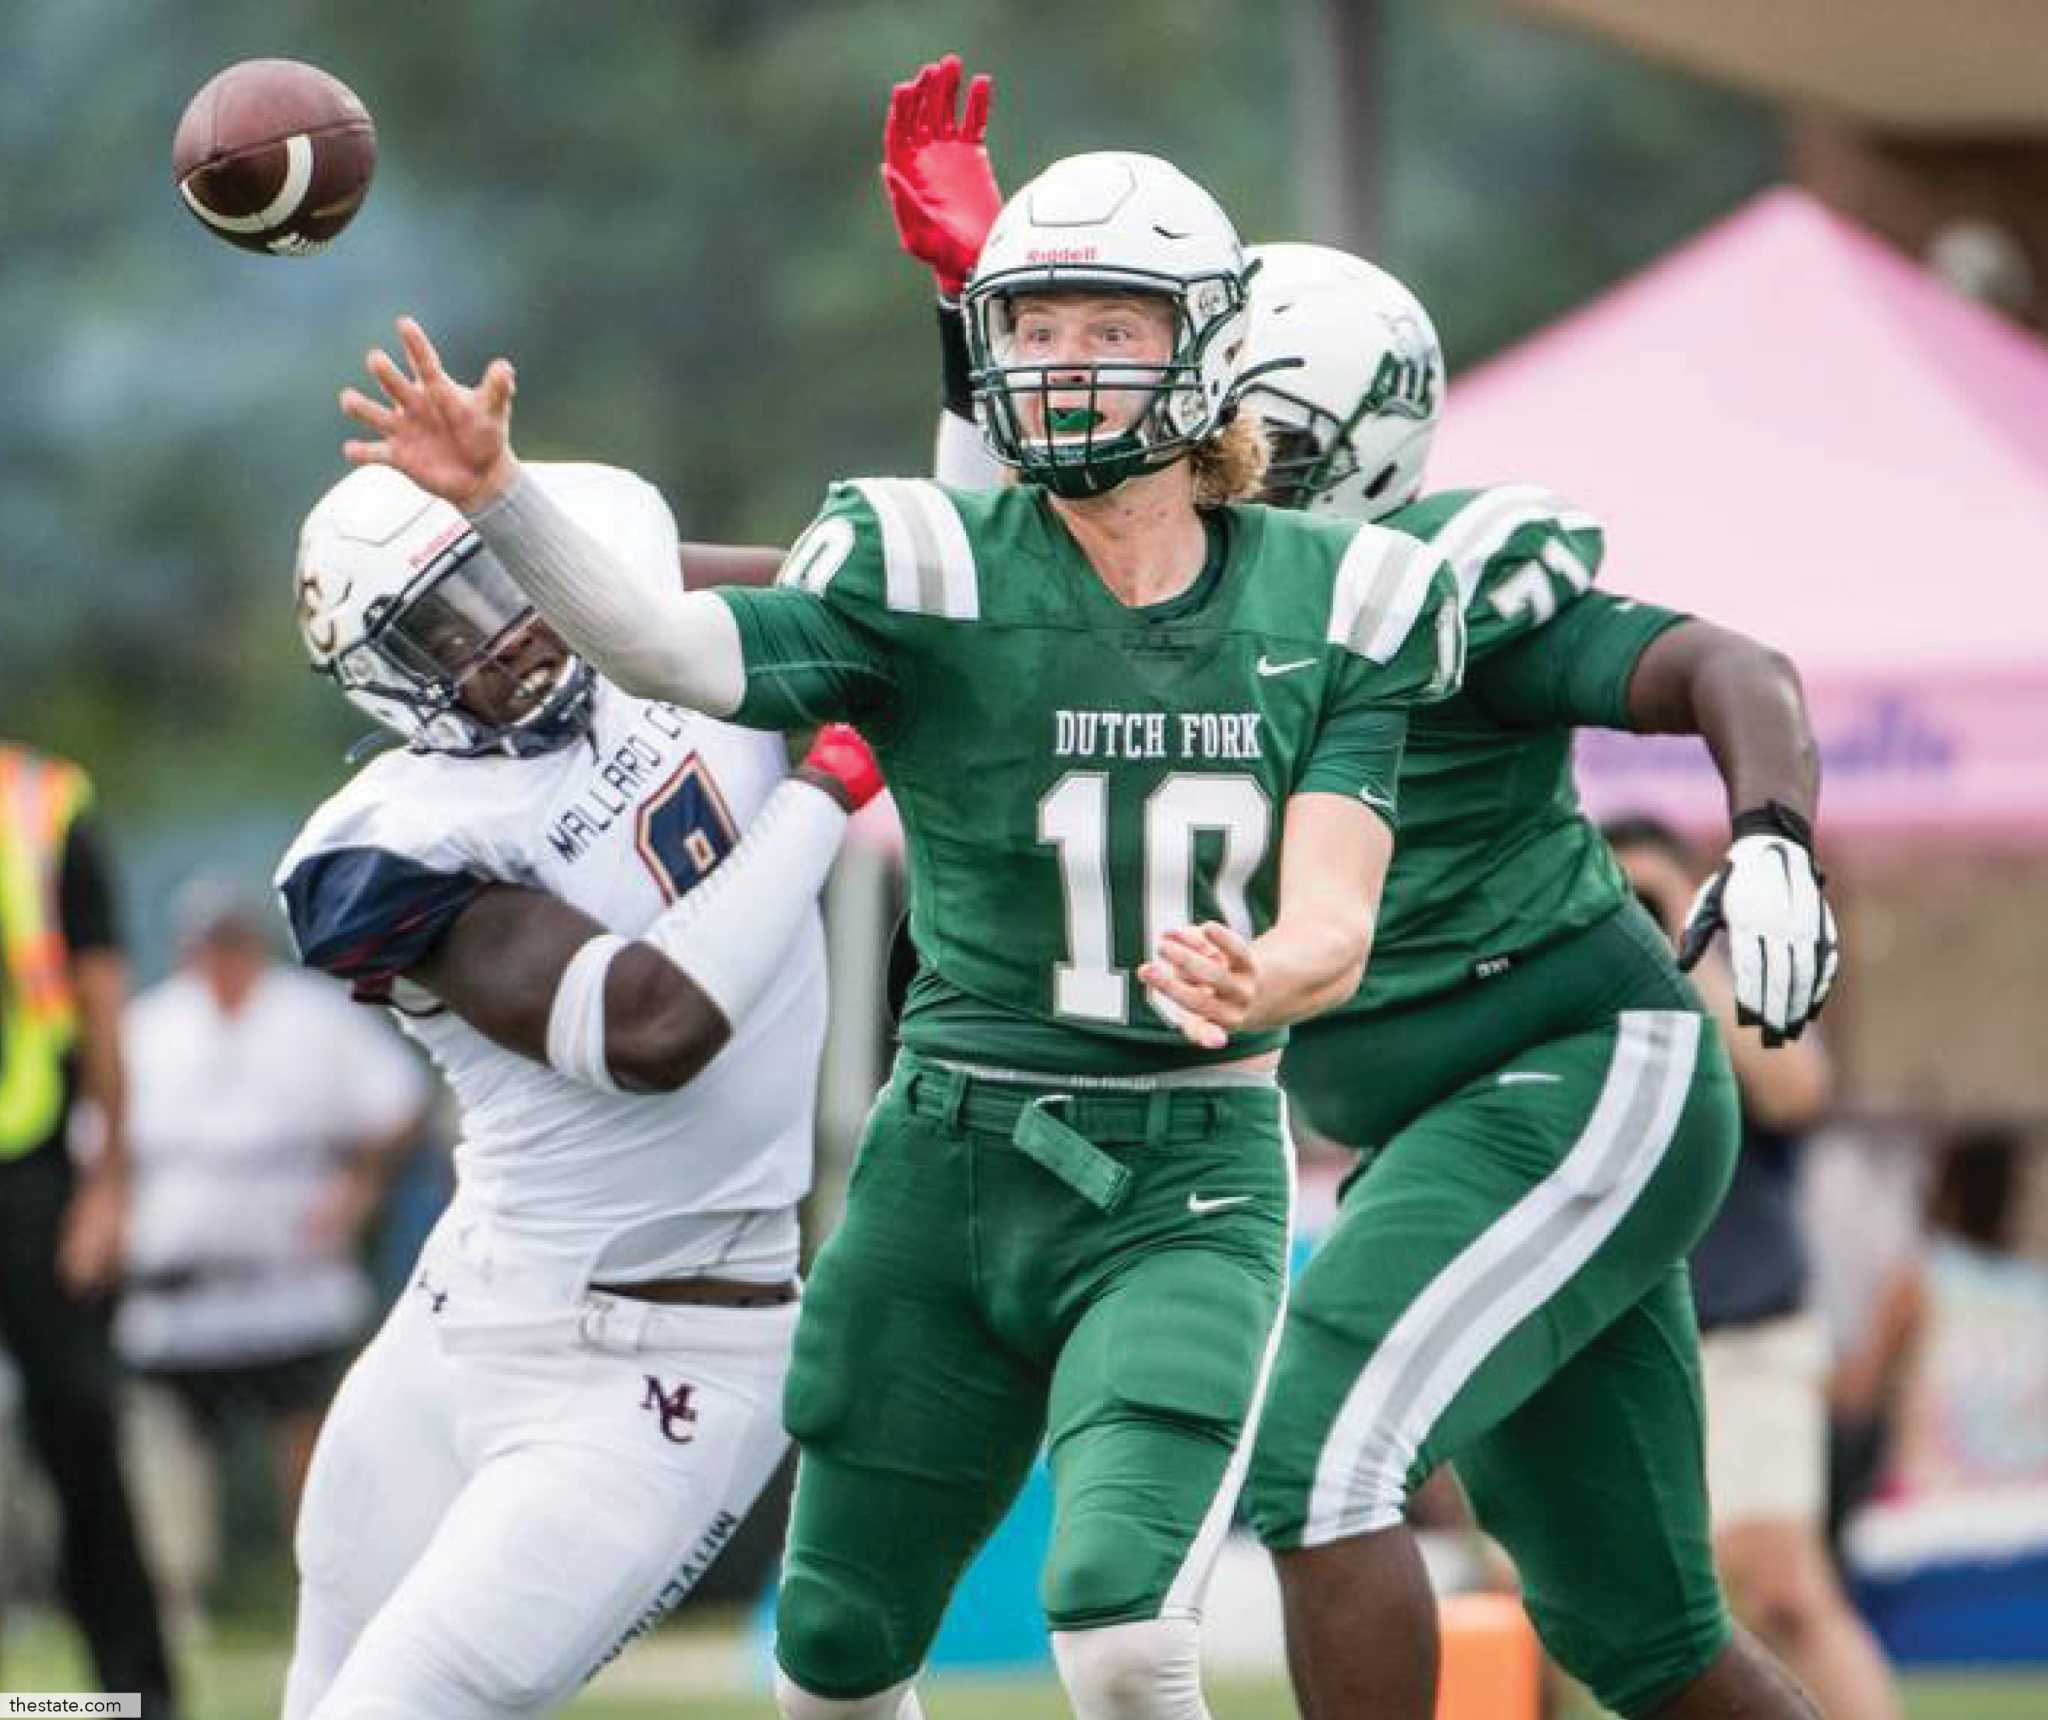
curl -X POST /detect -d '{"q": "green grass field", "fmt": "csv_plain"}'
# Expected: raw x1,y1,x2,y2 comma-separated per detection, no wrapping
5,1615,2046,1719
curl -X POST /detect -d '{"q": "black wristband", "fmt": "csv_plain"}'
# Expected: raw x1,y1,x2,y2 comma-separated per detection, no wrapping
1731,800,1815,853
937,298,974,418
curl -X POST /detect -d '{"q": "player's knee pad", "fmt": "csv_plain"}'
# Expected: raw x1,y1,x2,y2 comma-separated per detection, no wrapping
1041,1505,1163,1626
772,1668,924,1719
774,1568,918,1707
1524,1593,1728,1719
1051,1618,1206,1720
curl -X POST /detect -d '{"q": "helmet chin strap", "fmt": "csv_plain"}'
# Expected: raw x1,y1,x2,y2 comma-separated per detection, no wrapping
341,656,597,763
1028,378,1194,499
1034,444,1182,501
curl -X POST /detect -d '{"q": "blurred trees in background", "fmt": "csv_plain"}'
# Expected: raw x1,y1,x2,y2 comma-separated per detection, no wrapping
0,0,1772,959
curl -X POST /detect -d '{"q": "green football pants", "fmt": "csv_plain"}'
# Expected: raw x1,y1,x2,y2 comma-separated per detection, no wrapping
1252,910,1740,1715
774,1053,1292,1700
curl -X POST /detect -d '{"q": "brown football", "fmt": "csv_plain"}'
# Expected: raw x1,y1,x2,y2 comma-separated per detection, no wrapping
172,59,375,257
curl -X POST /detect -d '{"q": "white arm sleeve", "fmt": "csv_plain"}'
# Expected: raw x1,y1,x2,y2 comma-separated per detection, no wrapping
933,409,1005,489
545,933,627,1091
467,465,747,714
544,779,845,1084
637,775,848,1026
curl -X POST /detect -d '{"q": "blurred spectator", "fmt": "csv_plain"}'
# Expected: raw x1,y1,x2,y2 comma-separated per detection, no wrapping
0,740,178,1714
1884,1126,2048,1500
1800,1122,1931,1544
116,875,431,1616
1606,816,1901,1720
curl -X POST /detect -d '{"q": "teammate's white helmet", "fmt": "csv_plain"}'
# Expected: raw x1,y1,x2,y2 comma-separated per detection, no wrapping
294,466,595,757
964,151,1252,498
1239,242,1444,520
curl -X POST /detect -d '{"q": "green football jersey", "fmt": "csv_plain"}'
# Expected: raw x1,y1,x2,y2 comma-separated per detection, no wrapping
719,478,1466,1075
1329,483,1689,1016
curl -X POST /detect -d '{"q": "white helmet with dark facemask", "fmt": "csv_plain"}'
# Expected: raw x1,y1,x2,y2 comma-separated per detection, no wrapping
1240,242,1444,520
964,151,1253,499
294,466,595,758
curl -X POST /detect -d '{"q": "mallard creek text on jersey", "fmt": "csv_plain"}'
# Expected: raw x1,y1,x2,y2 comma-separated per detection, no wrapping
546,703,696,862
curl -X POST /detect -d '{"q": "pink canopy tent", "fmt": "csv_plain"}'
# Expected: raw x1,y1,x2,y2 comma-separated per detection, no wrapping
1431,188,2048,847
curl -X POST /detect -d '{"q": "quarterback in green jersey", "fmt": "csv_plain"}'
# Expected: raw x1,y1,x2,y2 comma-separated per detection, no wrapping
338,150,1465,1720
885,58,1836,1720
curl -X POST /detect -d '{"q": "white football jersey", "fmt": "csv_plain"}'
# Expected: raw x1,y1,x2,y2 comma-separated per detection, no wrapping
276,469,825,1287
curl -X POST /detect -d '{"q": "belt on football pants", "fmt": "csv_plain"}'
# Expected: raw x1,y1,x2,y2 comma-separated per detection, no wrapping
896,1053,1241,1214
591,1276,799,1308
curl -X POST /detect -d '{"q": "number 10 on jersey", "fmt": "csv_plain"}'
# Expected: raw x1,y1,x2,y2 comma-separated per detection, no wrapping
1038,771,1272,1025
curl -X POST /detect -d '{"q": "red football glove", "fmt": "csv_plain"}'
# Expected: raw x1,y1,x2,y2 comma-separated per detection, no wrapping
881,54,1003,298
800,723,886,813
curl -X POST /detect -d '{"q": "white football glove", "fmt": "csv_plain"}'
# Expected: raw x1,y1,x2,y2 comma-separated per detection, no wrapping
1678,826,1839,1046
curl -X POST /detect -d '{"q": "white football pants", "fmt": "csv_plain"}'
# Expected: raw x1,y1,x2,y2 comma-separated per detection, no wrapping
282,1223,794,1720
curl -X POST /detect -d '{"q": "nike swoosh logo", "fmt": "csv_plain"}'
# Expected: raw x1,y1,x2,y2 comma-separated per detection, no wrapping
1358,788,1396,813
1188,1192,1253,1216
1256,655,1317,677
1496,1071,1562,1087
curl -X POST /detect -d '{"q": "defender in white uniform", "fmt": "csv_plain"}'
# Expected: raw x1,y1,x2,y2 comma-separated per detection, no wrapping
274,461,882,1719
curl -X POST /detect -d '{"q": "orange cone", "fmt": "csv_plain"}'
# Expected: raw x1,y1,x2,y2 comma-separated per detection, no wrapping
1436,1592,1542,1720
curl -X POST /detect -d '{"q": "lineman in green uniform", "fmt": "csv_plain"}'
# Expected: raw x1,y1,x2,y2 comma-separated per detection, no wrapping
879,61,1836,1719
1237,246,1836,1720
336,153,1466,1720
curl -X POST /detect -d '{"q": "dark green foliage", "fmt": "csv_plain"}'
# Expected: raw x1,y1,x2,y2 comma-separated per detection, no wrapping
0,0,1771,830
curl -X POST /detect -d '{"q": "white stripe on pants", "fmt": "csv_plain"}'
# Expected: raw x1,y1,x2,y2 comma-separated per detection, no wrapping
1303,1010,1701,1544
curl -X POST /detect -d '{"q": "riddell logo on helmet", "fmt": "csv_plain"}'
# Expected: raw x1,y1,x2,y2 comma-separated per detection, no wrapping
408,518,469,570
1027,246,1100,264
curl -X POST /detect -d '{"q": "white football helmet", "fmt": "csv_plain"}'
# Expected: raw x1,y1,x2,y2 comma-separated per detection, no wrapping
294,465,595,757
963,151,1252,497
1239,242,1444,520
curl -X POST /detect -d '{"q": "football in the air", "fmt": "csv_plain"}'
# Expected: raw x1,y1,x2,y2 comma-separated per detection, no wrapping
172,59,376,257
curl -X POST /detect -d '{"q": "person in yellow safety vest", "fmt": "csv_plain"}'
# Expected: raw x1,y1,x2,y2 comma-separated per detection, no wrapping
0,740,178,1718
